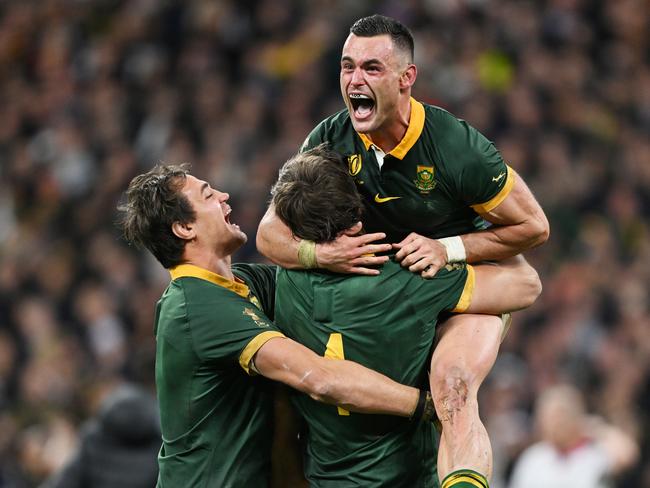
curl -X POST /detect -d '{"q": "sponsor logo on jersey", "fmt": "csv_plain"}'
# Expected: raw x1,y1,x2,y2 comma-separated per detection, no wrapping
347,154,362,176
414,165,436,191
243,307,269,327
374,194,402,203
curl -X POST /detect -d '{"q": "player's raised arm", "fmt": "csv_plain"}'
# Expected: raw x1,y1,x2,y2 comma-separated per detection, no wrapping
252,336,429,418
462,170,549,263
256,204,391,275
394,170,549,278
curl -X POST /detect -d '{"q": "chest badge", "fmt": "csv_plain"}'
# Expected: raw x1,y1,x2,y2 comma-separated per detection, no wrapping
414,165,436,191
347,154,362,176
243,306,269,327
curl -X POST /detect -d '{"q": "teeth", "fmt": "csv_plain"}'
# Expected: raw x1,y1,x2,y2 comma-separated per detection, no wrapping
350,93,371,99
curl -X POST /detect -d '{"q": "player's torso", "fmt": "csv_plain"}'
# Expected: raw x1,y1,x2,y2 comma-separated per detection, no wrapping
154,279,273,487
307,107,485,242
274,262,440,487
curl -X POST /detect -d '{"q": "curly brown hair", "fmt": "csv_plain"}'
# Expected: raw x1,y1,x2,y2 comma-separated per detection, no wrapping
118,164,195,268
271,145,363,243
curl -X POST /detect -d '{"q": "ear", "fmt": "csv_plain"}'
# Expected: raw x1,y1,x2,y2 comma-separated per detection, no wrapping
172,221,195,241
400,64,417,90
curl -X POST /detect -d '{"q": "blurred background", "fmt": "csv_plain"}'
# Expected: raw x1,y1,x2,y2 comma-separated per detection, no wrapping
0,0,647,486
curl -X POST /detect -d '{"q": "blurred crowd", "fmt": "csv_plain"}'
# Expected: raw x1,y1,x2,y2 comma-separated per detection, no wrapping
0,0,647,486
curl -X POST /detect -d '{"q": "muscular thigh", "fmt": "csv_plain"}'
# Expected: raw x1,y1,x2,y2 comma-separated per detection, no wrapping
431,314,502,386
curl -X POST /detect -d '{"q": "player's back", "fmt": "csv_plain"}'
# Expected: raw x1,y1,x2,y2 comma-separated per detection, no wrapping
275,258,469,487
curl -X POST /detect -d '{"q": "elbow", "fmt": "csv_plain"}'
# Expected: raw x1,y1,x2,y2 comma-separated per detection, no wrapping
519,262,543,309
301,367,339,404
530,214,550,248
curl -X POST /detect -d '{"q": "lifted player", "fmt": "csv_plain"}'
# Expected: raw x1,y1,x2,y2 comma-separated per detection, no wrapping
257,15,549,488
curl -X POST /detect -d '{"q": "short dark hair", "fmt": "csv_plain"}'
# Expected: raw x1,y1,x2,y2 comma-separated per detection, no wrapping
119,164,195,268
350,14,414,62
271,145,363,243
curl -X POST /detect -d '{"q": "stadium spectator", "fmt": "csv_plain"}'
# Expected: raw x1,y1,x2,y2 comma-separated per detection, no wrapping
508,383,639,488
40,383,161,488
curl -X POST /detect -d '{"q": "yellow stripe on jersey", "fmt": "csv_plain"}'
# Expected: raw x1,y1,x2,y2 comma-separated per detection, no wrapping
324,333,350,416
239,331,286,375
451,264,475,313
471,165,515,214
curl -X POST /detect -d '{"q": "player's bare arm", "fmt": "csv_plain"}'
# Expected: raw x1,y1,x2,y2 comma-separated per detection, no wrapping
256,204,391,275
253,336,423,417
394,173,549,278
463,172,549,262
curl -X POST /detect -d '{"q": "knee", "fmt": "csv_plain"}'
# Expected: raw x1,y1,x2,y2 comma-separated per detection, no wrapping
430,364,472,419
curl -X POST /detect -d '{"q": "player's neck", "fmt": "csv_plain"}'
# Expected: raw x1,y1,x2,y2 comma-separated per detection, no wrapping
367,97,411,153
183,248,234,280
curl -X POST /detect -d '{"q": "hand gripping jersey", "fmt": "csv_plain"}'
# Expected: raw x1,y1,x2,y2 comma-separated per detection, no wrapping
301,98,515,243
275,259,474,487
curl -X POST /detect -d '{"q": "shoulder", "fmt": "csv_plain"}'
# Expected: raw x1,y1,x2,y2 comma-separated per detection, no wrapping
233,263,277,284
164,277,244,320
423,103,464,132
301,108,353,151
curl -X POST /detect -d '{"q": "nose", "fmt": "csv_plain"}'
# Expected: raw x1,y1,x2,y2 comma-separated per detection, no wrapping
350,67,365,86
218,191,229,202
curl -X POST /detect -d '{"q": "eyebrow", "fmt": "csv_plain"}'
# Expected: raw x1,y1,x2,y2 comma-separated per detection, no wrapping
341,56,383,66
200,182,209,195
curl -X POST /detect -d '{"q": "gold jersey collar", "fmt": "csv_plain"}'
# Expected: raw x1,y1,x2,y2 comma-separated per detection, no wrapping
169,264,250,298
357,97,425,160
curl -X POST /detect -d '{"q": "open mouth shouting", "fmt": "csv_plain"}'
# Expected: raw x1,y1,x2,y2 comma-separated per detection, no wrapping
349,93,375,121
223,204,240,231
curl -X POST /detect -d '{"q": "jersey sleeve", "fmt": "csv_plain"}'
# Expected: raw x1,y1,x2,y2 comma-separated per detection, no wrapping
442,116,514,212
300,120,328,153
409,263,473,317
182,282,284,376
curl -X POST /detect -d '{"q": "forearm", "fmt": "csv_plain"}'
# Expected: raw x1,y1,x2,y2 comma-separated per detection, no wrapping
258,205,391,275
256,205,303,268
460,221,546,263
255,338,419,417
462,173,549,263
318,358,419,417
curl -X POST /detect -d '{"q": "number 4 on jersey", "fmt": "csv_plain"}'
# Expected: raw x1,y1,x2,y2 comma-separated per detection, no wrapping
324,333,350,416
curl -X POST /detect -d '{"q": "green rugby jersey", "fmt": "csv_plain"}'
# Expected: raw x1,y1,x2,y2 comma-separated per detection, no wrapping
274,259,475,487
154,263,284,488
301,98,515,242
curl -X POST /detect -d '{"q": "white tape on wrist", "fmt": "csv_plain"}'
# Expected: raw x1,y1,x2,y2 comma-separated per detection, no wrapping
436,236,466,263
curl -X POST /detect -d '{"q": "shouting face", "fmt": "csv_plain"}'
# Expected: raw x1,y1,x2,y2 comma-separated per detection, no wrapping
340,33,415,137
177,175,247,257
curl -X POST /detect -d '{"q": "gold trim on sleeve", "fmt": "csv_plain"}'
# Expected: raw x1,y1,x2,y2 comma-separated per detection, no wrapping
451,265,475,313
470,165,515,214
239,331,286,375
